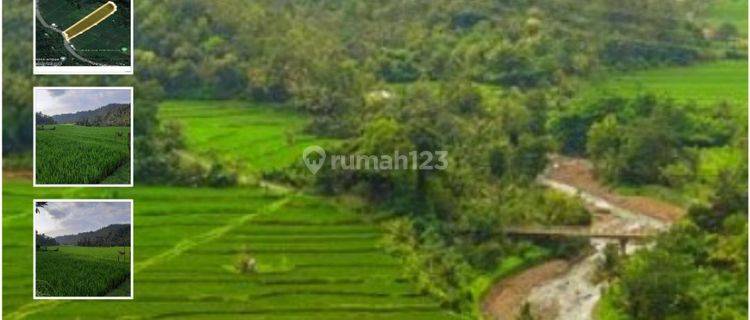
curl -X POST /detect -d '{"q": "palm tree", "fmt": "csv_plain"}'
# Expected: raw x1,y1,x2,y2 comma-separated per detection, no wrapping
35,202,48,214
35,202,49,251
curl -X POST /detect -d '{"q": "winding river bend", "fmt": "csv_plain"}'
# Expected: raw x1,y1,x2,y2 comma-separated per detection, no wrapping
483,157,682,320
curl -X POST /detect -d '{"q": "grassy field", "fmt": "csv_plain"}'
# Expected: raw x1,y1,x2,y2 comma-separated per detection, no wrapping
35,125,130,185
4,178,459,319
36,246,130,297
3,102,458,320
578,59,747,204
583,59,748,110
706,0,748,36
6,100,457,319
158,100,335,176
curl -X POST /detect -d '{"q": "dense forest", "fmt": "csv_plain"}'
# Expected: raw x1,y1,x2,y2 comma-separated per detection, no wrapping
54,224,131,247
34,112,55,125
34,232,58,248
51,103,131,127
4,0,747,319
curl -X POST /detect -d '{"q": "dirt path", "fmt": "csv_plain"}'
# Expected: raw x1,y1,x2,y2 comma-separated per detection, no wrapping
482,260,572,319
482,155,683,320
3,170,32,180
545,155,685,223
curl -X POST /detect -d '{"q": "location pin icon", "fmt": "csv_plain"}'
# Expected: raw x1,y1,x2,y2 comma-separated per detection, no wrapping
303,145,326,175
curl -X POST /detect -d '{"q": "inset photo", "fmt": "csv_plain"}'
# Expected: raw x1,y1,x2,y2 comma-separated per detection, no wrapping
34,0,133,75
34,200,133,300
34,87,133,187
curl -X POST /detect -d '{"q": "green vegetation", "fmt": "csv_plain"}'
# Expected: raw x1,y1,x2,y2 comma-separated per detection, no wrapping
158,100,334,176
599,216,748,320
582,60,748,111
580,63,747,320
6,178,459,319
551,60,747,201
36,125,130,185
35,0,131,66
36,246,130,297
3,0,747,318
706,0,749,37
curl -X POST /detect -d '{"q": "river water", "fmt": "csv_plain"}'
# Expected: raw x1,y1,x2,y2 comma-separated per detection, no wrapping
522,179,669,320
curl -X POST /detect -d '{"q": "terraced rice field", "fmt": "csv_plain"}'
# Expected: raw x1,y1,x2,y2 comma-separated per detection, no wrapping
158,100,335,175
35,125,130,185
583,59,748,110
4,179,459,319
36,246,130,297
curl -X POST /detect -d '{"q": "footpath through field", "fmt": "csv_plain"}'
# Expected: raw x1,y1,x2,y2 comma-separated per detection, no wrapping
4,175,460,319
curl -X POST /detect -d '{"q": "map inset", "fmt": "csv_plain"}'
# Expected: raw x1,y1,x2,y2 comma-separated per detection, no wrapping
35,0,131,67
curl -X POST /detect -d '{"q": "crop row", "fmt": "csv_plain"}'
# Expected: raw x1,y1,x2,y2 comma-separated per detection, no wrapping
36,249,129,297
36,125,129,184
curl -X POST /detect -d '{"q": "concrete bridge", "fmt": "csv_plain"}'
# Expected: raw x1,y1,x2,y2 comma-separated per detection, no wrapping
503,226,656,252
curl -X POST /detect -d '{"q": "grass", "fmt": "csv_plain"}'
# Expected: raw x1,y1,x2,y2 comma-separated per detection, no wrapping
158,100,335,176
470,245,550,317
100,161,130,184
706,0,749,36
583,60,748,112
35,125,130,185
35,246,130,297
4,178,460,319
581,59,748,204
593,285,631,320
0,101,460,318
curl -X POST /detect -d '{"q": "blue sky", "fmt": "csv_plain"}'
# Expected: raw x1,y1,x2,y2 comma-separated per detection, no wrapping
34,88,131,116
36,202,131,237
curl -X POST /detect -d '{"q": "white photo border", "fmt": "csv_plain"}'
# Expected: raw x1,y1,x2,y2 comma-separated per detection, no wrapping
33,86,134,188
32,0,134,75
32,199,134,300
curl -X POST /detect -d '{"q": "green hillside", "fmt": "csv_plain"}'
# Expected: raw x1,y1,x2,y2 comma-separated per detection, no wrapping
707,0,748,36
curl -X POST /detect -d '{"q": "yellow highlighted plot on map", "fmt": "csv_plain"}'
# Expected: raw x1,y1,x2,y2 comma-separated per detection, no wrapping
62,1,117,42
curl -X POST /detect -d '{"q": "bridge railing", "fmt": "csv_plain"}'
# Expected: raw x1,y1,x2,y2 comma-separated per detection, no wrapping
502,225,656,239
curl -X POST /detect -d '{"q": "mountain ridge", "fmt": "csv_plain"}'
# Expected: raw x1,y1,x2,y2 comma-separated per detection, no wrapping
54,223,131,247
51,103,130,126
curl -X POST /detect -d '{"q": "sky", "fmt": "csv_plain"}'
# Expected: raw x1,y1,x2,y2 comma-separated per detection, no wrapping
34,88,131,116
36,201,131,237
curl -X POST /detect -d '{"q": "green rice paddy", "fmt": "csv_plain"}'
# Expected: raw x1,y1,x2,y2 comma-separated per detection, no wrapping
35,246,130,297
583,59,748,110
4,180,459,319
35,125,130,185
158,100,335,175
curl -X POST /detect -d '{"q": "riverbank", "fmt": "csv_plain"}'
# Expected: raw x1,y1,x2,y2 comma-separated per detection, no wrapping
482,156,682,319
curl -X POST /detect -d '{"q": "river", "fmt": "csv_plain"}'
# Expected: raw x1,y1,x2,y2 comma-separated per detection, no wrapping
482,155,683,320
518,178,669,320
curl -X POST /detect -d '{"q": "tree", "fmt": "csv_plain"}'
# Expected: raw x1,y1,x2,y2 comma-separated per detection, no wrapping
689,167,748,232
587,114,623,181
511,135,549,182
35,112,56,126
715,23,739,41
619,248,696,319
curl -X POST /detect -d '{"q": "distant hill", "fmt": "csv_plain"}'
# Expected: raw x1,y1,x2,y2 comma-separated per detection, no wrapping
55,224,131,247
52,103,130,127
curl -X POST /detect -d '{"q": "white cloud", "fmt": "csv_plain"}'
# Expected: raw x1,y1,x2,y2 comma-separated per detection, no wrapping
35,88,131,116
36,202,131,237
